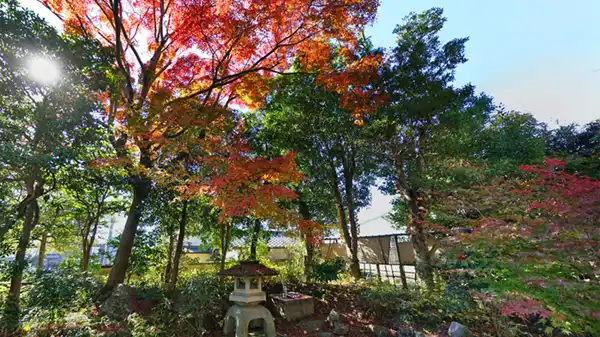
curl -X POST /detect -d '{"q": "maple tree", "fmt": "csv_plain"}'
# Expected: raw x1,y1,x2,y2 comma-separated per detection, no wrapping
40,0,381,290
445,159,600,334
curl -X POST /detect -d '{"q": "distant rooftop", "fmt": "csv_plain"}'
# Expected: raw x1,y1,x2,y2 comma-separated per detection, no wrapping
230,232,300,249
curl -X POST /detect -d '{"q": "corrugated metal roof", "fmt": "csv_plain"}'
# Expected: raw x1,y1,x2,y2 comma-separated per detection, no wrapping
230,233,300,249
267,235,299,248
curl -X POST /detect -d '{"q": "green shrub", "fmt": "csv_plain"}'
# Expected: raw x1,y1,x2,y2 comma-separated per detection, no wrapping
361,280,472,329
128,313,162,337
361,281,414,312
259,244,306,286
23,259,101,323
312,258,345,282
172,271,230,335
26,326,94,337
439,272,476,316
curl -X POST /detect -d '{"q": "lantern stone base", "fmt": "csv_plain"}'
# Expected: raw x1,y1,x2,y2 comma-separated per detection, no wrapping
224,303,276,337
268,293,314,321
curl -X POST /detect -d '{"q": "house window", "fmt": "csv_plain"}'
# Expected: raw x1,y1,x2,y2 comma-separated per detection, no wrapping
250,278,259,289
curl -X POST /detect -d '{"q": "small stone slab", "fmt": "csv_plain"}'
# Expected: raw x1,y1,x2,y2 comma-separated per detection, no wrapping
448,321,472,337
268,293,315,321
328,309,341,325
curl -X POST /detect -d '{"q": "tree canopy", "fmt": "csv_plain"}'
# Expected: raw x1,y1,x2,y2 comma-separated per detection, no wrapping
0,2,598,336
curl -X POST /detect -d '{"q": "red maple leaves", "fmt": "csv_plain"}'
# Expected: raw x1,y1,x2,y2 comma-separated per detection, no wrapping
453,159,600,331
40,0,382,242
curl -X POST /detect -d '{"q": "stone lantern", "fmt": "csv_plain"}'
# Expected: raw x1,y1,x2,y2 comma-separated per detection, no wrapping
218,260,278,337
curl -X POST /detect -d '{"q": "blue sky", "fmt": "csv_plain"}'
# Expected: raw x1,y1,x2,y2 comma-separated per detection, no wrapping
360,0,600,235
22,0,600,237
366,0,600,126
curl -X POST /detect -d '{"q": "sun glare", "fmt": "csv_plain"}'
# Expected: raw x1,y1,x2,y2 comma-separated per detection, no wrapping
27,56,61,85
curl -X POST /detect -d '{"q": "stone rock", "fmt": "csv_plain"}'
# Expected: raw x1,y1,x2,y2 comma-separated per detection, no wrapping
318,333,333,337
332,322,349,335
448,321,472,337
299,319,325,333
326,309,348,335
396,328,425,337
368,324,394,337
99,284,134,320
398,300,412,311
328,309,341,325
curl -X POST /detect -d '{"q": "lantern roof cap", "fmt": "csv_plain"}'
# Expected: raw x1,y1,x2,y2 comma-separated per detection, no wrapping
217,259,279,277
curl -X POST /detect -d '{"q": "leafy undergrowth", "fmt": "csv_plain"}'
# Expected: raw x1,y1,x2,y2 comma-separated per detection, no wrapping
256,281,454,337
258,280,576,337
6,272,585,337
267,282,394,337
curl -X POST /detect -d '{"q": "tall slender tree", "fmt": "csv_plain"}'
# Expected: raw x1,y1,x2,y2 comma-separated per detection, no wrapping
257,67,379,278
0,0,112,322
372,8,492,289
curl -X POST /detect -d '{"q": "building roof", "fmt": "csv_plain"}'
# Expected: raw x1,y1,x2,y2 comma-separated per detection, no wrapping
230,233,300,249
217,260,279,277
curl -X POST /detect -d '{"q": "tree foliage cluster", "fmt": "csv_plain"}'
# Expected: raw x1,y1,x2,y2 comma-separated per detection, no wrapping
0,0,597,335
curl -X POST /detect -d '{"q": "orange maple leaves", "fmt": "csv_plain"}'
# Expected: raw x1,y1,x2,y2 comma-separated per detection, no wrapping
317,51,386,122
42,0,381,114
41,0,381,241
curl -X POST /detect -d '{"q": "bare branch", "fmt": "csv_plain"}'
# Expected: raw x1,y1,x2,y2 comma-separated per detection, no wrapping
113,0,134,103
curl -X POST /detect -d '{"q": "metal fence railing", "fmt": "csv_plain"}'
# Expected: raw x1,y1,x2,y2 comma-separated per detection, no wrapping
359,263,417,287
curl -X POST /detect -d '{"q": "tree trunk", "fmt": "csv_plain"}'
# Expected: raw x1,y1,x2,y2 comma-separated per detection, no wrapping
104,178,151,291
6,165,44,327
407,188,435,290
249,219,261,261
168,200,188,289
342,153,361,279
393,145,435,290
329,156,360,278
37,231,47,273
393,155,410,289
83,202,103,272
82,233,89,272
0,195,35,244
412,132,436,290
393,235,409,289
81,218,94,272
329,157,351,250
220,222,231,272
7,200,39,318
82,240,90,272
83,217,100,272
163,229,176,286
298,196,313,280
